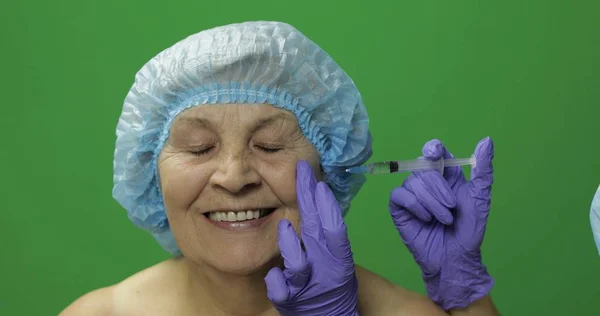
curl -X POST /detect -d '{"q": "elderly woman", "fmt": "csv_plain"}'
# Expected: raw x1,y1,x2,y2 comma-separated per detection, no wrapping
62,21,499,315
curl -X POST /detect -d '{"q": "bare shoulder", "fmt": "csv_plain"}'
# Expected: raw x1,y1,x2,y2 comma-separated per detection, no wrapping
60,259,183,316
59,286,116,316
355,264,447,316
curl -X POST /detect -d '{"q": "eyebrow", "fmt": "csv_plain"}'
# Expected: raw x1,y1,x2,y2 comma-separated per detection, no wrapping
179,116,212,129
178,112,292,132
250,113,291,133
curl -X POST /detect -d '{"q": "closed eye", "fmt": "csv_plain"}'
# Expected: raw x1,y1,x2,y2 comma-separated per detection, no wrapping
255,146,282,154
190,147,214,156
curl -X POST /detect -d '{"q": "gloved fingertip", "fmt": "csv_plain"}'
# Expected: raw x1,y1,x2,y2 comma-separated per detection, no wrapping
434,209,454,225
421,212,433,223
296,159,310,171
278,218,293,232
474,137,494,159
297,160,318,181
296,160,313,187
389,187,404,203
470,137,494,186
442,214,454,226
277,219,300,250
422,139,444,159
277,219,294,240
445,196,458,209
265,267,289,303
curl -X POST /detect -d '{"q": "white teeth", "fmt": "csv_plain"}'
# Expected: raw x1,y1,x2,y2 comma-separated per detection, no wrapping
208,209,272,222
227,212,236,221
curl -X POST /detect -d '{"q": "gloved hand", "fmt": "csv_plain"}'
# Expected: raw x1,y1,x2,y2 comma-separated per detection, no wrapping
389,137,495,311
265,160,359,316
590,184,600,257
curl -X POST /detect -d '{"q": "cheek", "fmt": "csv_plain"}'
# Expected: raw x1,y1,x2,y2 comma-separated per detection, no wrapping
159,162,209,211
258,164,298,205
256,155,322,206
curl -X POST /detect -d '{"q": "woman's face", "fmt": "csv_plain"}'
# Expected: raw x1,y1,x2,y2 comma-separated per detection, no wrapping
158,103,322,274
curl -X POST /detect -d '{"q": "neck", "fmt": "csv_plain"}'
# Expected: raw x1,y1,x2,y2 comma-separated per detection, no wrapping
180,257,281,316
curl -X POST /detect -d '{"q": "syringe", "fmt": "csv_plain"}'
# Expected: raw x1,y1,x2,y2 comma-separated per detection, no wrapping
345,155,476,175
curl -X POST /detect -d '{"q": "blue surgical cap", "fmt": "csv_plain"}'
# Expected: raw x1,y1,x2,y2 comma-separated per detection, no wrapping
112,21,373,255
590,185,600,256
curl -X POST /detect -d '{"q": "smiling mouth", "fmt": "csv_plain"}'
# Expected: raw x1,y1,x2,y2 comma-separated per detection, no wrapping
204,208,277,222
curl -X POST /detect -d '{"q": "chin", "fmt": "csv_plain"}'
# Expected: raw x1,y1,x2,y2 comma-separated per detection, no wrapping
201,243,282,276
174,225,282,276
220,251,281,275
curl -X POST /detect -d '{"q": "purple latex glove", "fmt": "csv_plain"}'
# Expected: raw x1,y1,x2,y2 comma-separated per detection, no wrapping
265,160,359,316
389,137,495,311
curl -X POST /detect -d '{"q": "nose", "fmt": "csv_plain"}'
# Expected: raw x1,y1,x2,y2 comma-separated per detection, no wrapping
210,153,261,194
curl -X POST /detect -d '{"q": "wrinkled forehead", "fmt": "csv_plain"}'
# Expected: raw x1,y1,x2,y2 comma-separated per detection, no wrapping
171,103,300,132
